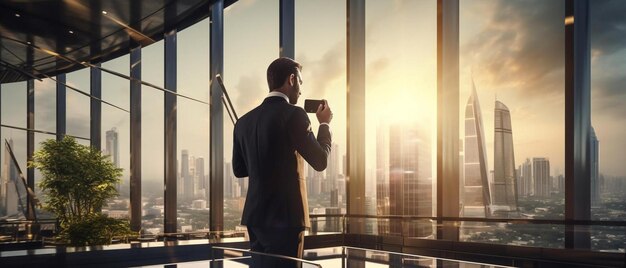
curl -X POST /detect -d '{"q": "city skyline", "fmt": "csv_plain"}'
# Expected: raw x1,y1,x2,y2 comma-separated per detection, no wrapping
0,1,625,227
2,0,625,182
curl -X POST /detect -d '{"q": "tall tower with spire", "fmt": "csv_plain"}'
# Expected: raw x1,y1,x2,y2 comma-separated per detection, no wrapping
462,79,492,217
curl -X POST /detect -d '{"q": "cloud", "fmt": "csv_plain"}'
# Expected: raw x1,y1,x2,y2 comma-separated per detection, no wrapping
592,75,626,116
233,74,266,115
297,42,346,98
590,1,626,56
589,1,626,117
34,79,57,132
462,0,565,98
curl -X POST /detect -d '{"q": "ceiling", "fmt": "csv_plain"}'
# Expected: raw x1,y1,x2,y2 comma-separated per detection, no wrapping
0,0,236,83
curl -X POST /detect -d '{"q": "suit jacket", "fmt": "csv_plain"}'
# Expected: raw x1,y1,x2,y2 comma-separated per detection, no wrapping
232,96,332,228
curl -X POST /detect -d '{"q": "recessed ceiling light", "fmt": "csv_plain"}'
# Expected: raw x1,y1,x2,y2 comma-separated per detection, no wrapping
102,11,107,15
15,13,20,17
27,41,31,45
69,30,74,34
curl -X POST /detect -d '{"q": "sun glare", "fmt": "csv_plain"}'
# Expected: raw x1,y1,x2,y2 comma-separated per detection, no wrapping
372,90,435,126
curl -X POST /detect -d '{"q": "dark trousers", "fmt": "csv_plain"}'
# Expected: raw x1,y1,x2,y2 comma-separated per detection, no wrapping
247,226,305,268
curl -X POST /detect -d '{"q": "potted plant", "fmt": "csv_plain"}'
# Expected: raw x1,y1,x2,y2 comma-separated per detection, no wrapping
29,136,135,246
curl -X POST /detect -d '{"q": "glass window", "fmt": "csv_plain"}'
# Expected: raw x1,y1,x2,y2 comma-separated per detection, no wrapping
1,82,27,128
1,81,27,166
177,18,210,232
102,55,131,205
459,0,565,247
223,0,279,231
590,0,626,252
295,0,347,233
142,41,165,234
590,0,626,221
1,81,27,218
365,0,437,238
66,69,91,139
34,78,56,133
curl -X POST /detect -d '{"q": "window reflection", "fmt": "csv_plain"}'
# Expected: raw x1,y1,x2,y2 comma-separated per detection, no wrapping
590,0,626,226
459,0,565,247
223,0,279,231
141,41,165,234
66,69,90,138
365,0,437,238
177,18,210,232
102,55,130,208
296,0,347,233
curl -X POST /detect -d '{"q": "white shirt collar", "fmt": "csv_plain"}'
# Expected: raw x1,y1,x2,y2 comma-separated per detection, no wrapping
266,91,290,104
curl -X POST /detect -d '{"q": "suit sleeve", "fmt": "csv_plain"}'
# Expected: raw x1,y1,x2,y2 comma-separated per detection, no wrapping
232,124,248,178
288,108,332,171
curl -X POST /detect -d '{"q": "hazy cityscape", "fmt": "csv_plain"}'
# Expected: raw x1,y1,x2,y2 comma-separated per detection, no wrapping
3,109,624,251
70,96,605,252
2,92,624,252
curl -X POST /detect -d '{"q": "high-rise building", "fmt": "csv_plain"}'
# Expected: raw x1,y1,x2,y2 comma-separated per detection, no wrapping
2,138,19,216
589,126,600,207
195,157,205,199
239,177,248,196
492,100,519,217
557,174,565,194
307,164,322,197
105,128,120,192
327,143,340,191
386,124,432,237
105,128,120,168
181,150,193,202
376,123,390,234
224,162,233,198
518,159,533,197
533,157,551,198
462,82,491,217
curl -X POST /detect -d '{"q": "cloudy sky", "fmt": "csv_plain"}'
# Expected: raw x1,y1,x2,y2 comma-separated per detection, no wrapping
1,0,625,200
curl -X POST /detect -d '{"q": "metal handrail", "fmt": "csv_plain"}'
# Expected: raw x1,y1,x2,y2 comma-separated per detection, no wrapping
342,246,515,268
309,213,626,227
211,245,322,268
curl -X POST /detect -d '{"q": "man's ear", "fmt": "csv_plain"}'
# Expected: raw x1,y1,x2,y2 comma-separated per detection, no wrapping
289,74,295,87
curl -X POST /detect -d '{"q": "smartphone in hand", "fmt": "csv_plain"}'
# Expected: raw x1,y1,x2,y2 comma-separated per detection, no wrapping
304,99,324,113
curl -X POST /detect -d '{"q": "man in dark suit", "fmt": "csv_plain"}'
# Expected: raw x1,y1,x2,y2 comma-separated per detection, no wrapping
232,57,332,266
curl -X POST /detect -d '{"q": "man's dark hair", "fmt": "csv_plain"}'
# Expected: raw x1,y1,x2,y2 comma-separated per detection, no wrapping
267,57,302,91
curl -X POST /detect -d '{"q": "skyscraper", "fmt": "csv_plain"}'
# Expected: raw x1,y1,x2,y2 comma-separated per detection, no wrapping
195,157,205,199
557,174,565,194
105,128,120,192
105,128,120,168
224,162,233,198
307,164,322,197
386,124,432,237
518,158,533,197
492,100,519,217
1,139,19,216
533,157,551,198
376,123,390,234
462,82,491,217
327,143,340,191
589,126,600,206
181,150,193,201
